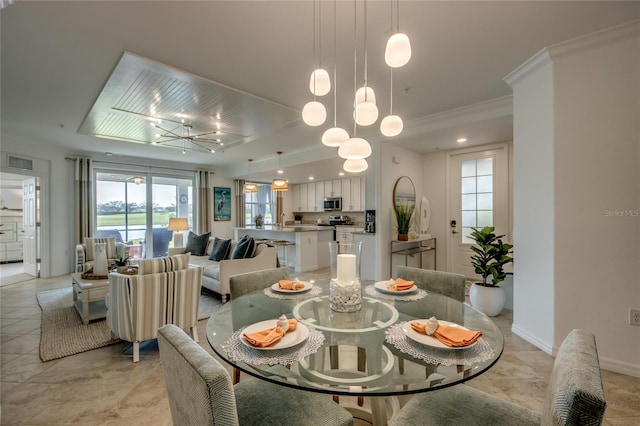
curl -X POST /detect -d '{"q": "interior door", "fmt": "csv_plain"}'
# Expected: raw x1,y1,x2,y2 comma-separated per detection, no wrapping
447,146,509,279
22,177,38,276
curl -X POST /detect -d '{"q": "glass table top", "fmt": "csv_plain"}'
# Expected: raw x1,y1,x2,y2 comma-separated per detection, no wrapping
206,279,504,397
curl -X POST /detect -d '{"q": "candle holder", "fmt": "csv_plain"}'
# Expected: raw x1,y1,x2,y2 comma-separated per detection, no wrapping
329,241,362,312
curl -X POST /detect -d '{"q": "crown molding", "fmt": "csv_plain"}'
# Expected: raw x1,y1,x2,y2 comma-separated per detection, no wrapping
505,19,640,87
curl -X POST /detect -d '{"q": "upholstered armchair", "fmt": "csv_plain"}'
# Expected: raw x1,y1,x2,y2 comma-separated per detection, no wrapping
106,254,203,362
75,236,130,272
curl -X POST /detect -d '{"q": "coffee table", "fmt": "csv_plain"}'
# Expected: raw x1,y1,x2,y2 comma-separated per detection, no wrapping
71,272,110,324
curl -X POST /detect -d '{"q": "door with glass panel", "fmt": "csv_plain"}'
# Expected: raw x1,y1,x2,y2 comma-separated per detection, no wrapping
447,146,509,279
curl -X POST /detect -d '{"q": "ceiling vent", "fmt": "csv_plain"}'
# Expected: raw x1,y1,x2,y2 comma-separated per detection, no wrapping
7,155,33,171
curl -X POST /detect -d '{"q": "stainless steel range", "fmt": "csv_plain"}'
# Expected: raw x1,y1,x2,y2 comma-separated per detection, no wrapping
328,215,351,225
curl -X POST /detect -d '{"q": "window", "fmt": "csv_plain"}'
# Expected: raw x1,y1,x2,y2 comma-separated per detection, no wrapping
244,184,276,226
461,157,494,244
95,170,195,259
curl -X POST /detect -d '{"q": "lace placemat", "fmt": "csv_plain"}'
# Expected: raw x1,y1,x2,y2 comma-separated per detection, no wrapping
264,286,323,300
385,322,495,367
223,326,325,366
364,285,427,301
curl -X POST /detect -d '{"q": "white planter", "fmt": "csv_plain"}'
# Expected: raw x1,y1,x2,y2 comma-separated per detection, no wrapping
469,283,506,317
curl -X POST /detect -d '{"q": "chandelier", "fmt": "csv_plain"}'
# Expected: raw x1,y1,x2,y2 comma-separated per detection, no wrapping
271,151,289,191
153,121,223,155
302,0,412,173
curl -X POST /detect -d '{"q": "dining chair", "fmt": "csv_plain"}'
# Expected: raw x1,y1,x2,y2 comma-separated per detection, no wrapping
388,329,607,426
396,265,466,302
229,267,290,384
157,324,354,426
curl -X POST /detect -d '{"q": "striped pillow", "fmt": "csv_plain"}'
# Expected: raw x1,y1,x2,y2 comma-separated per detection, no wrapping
138,253,191,275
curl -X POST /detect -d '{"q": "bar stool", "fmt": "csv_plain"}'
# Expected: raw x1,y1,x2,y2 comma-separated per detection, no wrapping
270,240,295,269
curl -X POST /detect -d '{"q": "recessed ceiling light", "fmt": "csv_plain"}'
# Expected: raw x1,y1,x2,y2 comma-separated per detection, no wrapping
309,176,314,180
457,137,467,143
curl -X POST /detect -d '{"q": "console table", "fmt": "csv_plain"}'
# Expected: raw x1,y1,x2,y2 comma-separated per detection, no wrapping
390,236,436,276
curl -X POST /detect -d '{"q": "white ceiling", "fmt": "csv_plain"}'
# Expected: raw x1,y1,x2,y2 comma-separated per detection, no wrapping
2,1,638,183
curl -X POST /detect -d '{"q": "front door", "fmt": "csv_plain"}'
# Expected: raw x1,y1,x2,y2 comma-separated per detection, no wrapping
22,177,38,276
447,145,509,279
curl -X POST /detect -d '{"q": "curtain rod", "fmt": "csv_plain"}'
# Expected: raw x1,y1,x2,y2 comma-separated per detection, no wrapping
65,157,215,174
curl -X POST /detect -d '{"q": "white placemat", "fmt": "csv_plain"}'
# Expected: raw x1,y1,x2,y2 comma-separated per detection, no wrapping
223,326,325,366
385,322,495,367
364,285,427,301
264,285,323,299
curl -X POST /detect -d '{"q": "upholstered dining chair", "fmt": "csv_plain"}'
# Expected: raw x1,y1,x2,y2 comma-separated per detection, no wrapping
396,265,466,302
388,329,607,426
228,267,290,383
157,324,354,426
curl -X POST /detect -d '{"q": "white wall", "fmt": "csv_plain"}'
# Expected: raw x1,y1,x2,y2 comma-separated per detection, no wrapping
506,22,640,376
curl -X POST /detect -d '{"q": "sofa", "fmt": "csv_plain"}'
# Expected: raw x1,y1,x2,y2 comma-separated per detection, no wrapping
75,236,130,272
169,237,277,303
106,253,203,362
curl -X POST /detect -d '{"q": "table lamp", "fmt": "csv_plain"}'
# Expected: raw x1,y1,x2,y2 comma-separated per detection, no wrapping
168,217,189,248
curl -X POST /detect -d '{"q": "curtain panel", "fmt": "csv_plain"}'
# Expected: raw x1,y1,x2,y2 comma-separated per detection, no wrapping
197,170,213,234
74,158,93,243
234,180,245,228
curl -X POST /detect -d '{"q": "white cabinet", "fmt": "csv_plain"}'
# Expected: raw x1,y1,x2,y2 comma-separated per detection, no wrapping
291,185,302,212
341,177,364,212
335,226,364,244
324,180,342,197
0,215,24,262
306,182,322,212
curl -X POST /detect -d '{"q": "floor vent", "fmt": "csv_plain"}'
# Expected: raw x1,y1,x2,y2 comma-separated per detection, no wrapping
7,155,33,171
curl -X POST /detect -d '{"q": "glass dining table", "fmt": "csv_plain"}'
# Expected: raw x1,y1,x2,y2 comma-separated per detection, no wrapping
206,279,504,425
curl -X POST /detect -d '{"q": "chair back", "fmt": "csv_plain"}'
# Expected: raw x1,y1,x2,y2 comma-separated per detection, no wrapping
142,228,174,258
158,324,239,426
229,267,290,300
96,229,124,243
396,266,466,302
83,237,117,261
541,329,606,425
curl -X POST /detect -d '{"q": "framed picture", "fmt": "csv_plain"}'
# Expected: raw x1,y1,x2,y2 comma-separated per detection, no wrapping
214,187,231,221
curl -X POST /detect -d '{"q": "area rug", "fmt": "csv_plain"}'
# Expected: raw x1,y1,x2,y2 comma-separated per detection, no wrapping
37,287,222,361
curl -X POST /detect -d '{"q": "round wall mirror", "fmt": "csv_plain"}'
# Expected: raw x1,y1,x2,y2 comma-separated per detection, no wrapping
393,176,416,211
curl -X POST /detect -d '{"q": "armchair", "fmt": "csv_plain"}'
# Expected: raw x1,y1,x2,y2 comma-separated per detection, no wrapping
75,236,129,272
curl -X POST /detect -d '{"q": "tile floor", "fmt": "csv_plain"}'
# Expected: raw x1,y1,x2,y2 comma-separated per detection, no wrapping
1,263,639,425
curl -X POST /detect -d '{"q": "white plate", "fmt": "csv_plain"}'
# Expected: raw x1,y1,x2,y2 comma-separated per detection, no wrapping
270,281,313,293
241,320,309,351
402,320,479,350
374,280,417,294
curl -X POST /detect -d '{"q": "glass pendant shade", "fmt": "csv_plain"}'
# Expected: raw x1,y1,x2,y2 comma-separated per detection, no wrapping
354,101,379,126
380,114,404,137
243,183,258,194
343,158,368,173
385,33,412,68
354,86,377,106
338,137,372,160
271,179,289,191
302,101,327,126
309,69,331,96
322,127,350,147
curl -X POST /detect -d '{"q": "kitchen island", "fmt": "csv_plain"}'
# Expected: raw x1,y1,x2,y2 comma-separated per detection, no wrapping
233,226,334,272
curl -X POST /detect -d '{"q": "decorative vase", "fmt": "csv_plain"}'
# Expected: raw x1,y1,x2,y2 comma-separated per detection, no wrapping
469,283,506,317
93,242,108,276
328,241,362,312
398,233,409,241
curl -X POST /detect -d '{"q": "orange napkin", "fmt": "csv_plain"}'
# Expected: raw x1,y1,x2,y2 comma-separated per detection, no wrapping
411,321,482,347
279,279,305,290
243,319,298,348
390,278,415,291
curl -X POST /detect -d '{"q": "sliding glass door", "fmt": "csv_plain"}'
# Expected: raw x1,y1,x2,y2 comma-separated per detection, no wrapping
95,170,194,260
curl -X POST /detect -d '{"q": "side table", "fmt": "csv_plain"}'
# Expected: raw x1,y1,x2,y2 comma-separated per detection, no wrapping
71,273,110,324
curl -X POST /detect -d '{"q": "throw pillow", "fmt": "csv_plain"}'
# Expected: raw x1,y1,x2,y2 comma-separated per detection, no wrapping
230,235,256,259
208,237,232,261
184,232,211,256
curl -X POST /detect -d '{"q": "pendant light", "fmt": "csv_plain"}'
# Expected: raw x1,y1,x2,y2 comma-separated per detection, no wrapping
322,0,349,147
271,152,289,191
343,158,368,173
385,0,412,68
309,1,330,96
380,68,403,137
354,0,378,127
302,1,327,126
243,159,258,194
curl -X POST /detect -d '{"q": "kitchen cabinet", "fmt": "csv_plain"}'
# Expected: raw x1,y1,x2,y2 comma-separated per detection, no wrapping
324,180,342,197
341,177,364,212
305,182,323,212
291,185,302,211
291,177,364,212
0,215,24,262
335,226,364,244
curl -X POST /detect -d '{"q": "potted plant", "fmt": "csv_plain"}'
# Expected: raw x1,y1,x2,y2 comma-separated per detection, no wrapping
254,214,263,229
394,200,413,241
115,256,129,267
468,226,514,316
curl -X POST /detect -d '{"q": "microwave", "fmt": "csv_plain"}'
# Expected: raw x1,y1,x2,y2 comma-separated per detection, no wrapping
323,197,342,211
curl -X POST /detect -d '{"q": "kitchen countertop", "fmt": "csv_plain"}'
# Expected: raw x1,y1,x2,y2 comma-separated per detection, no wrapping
234,226,334,232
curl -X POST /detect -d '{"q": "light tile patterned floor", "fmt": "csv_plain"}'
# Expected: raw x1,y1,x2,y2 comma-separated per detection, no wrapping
1,264,639,425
